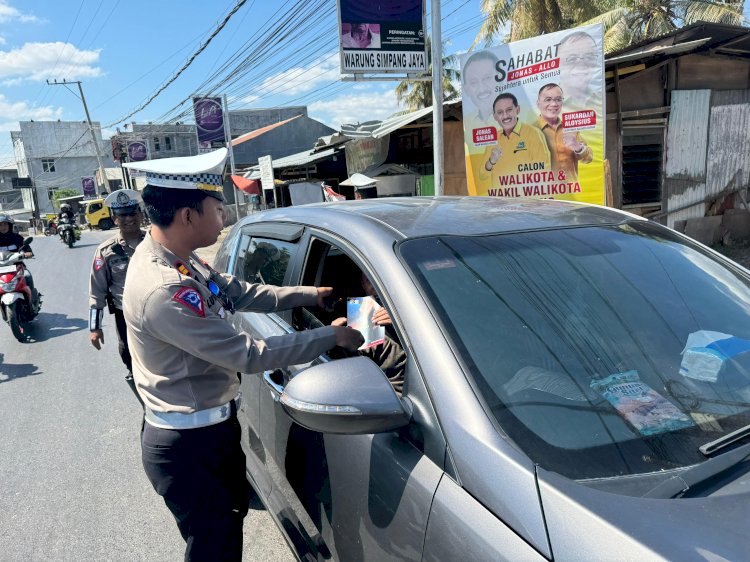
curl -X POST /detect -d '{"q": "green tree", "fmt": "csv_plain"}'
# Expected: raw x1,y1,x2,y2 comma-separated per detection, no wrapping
474,0,745,52
395,38,461,111
51,188,82,208
589,0,745,52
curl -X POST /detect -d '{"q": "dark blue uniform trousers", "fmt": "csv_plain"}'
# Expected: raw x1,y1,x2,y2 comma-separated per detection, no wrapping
141,406,249,561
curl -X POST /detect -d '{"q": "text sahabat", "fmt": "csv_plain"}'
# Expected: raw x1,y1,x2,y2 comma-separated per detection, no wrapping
343,51,426,70
495,44,560,82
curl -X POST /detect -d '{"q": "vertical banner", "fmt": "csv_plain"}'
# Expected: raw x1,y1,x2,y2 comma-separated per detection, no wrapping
338,0,427,74
258,155,275,192
193,97,225,152
81,176,96,197
460,23,605,204
127,140,149,162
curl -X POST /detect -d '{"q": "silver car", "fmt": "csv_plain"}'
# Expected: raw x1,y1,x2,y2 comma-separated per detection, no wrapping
214,197,750,560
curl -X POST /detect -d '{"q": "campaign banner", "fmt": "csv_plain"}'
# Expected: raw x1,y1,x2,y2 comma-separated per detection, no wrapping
338,0,427,74
193,97,225,151
81,176,96,197
127,140,149,162
460,24,605,204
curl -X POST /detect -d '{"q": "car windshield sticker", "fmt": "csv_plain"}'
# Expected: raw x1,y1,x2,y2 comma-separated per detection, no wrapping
172,287,205,317
94,257,105,271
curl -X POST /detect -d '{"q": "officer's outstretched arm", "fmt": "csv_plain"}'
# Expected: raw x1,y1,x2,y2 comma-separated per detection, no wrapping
143,285,343,374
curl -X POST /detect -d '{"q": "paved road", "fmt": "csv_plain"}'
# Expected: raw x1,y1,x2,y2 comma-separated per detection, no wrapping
0,229,292,561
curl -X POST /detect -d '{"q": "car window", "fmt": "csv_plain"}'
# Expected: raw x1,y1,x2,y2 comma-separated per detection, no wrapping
88,203,102,213
293,238,407,394
233,234,294,285
400,222,750,481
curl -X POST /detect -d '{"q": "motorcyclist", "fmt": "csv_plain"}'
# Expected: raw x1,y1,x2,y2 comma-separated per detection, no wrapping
58,203,76,222
0,213,37,298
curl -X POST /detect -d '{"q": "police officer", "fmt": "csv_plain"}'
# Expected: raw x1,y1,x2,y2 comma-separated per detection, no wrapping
121,148,363,561
88,189,145,405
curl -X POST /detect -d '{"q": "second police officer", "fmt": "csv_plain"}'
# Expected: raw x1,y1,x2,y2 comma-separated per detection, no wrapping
88,189,146,405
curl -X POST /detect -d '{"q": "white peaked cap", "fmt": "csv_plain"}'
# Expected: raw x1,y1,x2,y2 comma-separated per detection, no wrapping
123,148,228,196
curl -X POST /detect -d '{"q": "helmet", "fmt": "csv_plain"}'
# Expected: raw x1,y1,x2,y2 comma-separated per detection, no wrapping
0,213,14,225
60,203,71,210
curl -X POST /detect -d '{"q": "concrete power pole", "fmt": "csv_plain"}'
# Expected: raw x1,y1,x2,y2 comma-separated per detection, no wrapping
47,79,109,196
431,0,444,197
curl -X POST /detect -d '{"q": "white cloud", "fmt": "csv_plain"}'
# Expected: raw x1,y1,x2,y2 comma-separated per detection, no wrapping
309,90,402,128
254,52,340,98
0,1,38,23
0,37,6,46
0,42,102,83
0,94,65,163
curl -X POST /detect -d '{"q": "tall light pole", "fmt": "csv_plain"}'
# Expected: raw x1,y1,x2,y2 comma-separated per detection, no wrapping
431,0,444,197
47,79,109,195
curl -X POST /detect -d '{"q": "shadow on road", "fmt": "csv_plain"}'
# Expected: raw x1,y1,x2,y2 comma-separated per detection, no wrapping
24,312,87,342
0,353,42,383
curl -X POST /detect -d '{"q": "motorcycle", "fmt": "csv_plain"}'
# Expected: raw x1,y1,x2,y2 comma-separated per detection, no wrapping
0,238,41,342
57,216,80,248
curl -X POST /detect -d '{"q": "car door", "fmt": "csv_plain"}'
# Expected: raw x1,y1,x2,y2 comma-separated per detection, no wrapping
258,230,446,561
225,222,304,499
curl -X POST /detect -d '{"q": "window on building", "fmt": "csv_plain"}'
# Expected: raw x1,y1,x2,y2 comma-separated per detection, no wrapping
165,136,172,151
621,129,664,206
154,137,161,151
42,159,56,173
47,188,57,202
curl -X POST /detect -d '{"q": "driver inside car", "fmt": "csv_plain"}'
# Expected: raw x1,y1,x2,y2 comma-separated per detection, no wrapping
331,271,406,394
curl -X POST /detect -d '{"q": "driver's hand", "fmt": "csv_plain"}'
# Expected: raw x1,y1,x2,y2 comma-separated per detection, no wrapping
331,317,347,327
372,308,392,326
332,326,364,351
90,330,104,350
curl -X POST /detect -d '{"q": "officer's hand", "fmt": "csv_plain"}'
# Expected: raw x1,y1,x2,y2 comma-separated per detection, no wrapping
316,286,333,308
90,330,104,350
23,252,33,258
332,326,364,351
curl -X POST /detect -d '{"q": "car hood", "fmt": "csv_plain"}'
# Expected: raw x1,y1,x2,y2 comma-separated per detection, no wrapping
537,466,750,560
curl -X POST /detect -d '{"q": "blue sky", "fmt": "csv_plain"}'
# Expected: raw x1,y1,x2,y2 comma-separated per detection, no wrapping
0,0,485,167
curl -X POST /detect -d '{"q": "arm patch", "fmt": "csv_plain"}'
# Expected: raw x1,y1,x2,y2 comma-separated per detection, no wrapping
172,287,205,317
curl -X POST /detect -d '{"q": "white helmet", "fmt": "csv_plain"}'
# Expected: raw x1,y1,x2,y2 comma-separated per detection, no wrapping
0,213,14,225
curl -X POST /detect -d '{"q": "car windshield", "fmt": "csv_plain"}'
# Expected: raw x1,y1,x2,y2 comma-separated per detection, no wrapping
400,222,750,480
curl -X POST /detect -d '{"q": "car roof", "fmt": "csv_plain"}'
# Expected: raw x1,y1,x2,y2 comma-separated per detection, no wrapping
243,197,641,239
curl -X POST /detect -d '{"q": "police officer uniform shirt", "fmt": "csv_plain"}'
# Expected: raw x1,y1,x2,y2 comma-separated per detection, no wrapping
122,148,337,415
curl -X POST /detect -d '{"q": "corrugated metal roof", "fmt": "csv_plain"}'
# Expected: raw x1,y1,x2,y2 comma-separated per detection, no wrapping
243,146,341,180
606,38,712,66
340,99,462,139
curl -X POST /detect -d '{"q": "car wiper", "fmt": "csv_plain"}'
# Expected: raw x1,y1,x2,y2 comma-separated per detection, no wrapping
642,441,750,499
699,423,750,456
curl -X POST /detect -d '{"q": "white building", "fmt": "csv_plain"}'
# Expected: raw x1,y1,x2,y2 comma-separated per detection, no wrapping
11,121,114,213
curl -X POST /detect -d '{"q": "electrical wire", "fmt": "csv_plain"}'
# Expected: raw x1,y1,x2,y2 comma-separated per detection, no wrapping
105,0,249,127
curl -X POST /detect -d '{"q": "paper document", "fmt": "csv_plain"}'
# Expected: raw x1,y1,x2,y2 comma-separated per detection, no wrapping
347,296,385,350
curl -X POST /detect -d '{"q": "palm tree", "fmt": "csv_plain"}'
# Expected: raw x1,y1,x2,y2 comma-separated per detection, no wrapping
590,0,745,53
474,0,745,52
395,38,461,111
475,0,605,45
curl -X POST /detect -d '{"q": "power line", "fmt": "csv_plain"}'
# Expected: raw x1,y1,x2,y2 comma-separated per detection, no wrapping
105,0,249,127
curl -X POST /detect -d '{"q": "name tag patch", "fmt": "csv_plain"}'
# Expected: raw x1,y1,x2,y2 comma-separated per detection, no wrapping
172,287,205,317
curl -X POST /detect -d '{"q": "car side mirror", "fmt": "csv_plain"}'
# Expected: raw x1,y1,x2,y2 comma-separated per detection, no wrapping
279,356,411,435
23,237,33,245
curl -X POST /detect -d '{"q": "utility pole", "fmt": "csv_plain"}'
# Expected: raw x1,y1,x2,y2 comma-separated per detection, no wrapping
431,0,444,197
47,79,109,196
222,95,240,221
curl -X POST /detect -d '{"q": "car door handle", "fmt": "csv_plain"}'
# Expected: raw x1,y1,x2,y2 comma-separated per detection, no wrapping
263,368,287,402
